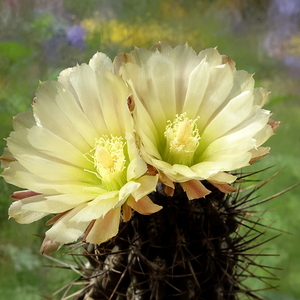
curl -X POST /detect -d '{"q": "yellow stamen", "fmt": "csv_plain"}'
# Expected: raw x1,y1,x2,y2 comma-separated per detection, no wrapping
85,135,127,191
164,113,200,165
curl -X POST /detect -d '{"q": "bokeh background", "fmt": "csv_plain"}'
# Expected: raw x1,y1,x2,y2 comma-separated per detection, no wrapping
0,0,300,299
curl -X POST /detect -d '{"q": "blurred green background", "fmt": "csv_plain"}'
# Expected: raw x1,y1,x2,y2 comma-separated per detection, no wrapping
1,0,300,299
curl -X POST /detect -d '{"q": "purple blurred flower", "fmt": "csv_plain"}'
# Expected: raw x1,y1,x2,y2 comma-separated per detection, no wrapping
66,25,86,50
273,0,300,16
282,55,300,77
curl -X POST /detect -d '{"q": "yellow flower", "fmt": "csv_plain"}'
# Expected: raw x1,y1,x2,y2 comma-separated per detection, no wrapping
1,52,161,254
116,43,275,199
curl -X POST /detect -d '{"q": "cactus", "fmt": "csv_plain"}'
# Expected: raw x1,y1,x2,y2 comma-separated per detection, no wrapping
46,169,295,300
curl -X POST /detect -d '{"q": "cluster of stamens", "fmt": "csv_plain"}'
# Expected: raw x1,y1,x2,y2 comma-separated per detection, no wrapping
164,113,201,166
85,135,127,191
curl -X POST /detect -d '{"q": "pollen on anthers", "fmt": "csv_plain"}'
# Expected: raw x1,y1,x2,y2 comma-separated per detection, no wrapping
85,135,127,190
164,112,201,165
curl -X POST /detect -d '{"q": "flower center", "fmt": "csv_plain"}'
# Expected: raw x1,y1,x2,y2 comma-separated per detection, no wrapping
164,113,200,166
86,135,127,191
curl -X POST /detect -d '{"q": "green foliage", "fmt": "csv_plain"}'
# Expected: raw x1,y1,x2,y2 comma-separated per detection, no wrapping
0,42,33,65
64,0,101,19
30,13,57,40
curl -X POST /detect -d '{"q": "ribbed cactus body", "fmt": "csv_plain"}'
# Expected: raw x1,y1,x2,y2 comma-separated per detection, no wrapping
74,179,271,300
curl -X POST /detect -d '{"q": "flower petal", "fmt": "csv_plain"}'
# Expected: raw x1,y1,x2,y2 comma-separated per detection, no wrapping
22,194,94,214
7,125,90,169
0,147,16,169
131,174,158,200
34,81,92,153
121,203,132,222
9,194,49,224
89,52,113,74
249,147,271,164
12,111,36,130
127,195,162,215
207,172,237,184
209,182,237,193
69,193,120,223
85,208,121,244
119,181,141,201
180,180,211,200
45,204,90,244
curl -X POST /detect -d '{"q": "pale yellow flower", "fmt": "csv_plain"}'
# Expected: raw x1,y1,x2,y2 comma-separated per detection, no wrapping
116,43,275,199
1,53,161,254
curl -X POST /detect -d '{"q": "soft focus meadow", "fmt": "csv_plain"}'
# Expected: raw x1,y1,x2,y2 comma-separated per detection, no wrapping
1,0,300,299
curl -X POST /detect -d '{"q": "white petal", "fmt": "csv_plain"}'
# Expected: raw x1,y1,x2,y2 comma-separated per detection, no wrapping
34,81,91,153
119,181,141,201
69,193,119,223
69,64,131,137
197,63,234,131
207,172,237,184
252,123,274,147
200,91,254,146
45,204,90,243
96,71,132,136
192,154,252,177
131,174,158,200
22,199,74,214
172,164,200,180
149,159,200,182
200,110,270,160
2,162,103,194
253,87,269,107
22,194,94,213
89,52,113,74
197,48,223,65
126,156,147,181
9,194,49,224
7,126,91,169
121,62,170,129
11,153,97,184
54,86,100,148
227,70,254,100
12,111,36,131
136,120,162,159
183,59,210,117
